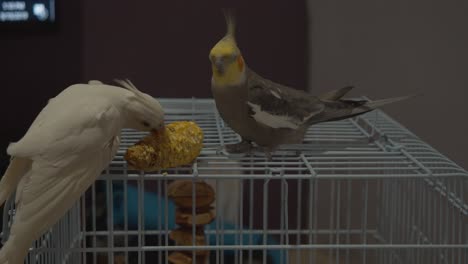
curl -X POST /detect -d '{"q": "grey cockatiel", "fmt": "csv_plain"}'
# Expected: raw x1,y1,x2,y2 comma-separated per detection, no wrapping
0,80,164,264
209,11,413,155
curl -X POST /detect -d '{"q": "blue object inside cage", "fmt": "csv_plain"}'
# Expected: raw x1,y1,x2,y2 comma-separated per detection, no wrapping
112,184,285,264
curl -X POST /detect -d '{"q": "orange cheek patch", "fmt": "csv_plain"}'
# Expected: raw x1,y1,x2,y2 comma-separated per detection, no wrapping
237,56,244,71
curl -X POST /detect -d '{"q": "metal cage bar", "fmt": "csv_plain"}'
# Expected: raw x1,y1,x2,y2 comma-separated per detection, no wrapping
0,98,466,264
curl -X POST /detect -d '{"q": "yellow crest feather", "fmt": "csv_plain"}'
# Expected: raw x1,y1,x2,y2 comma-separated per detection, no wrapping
211,8,239,56
223,8,236,39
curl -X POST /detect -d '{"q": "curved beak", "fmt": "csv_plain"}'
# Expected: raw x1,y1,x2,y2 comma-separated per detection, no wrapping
151,123,165,133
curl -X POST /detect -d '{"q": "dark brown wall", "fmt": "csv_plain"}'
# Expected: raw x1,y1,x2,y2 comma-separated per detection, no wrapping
82,3,308,97
0,3,308,172
0,1,83,171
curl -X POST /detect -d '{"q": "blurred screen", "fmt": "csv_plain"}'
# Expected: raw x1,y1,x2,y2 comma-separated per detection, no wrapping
0,0,55,23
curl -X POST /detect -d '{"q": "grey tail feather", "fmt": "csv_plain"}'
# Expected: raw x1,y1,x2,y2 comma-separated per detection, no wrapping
363,94,418,109
318,86,354,101
322,94,417,123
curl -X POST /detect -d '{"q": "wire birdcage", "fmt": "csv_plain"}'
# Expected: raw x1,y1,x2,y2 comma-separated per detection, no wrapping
2,98,467,264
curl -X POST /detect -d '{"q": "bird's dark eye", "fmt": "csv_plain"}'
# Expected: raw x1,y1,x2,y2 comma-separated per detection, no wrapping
142,121,150,127
227,54,237,62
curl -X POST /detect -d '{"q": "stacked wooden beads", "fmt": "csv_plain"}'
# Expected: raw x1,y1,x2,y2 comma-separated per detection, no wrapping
167,180,216,264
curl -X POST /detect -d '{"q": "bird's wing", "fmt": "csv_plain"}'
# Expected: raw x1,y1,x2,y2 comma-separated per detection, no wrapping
318,86,354,101
0,86,123,262
10,136,119,244
10,107,121,238
246,71,324,130
7,96,122,167
0,94,120,211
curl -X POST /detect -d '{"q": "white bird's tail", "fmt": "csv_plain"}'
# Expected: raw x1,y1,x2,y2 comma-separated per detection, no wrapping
0,236,31,264
0,157,33,264
0,157,31,206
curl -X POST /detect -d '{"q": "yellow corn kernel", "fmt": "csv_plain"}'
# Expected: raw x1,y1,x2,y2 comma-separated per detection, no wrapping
125,121,203,171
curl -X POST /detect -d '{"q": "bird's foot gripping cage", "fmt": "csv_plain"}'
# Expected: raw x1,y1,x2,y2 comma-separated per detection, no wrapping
2,98,468,264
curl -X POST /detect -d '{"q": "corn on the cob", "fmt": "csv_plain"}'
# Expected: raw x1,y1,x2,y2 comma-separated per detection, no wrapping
124,121,203,171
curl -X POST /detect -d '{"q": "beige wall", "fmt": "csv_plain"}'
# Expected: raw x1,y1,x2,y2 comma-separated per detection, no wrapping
307,0,468,169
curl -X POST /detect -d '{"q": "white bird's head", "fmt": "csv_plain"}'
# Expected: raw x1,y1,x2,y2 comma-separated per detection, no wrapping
115,79,165,132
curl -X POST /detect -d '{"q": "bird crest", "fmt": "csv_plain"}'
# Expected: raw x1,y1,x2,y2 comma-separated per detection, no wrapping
114,79,162,113
223,8,236,40
211,9,239,55
114,79,141,95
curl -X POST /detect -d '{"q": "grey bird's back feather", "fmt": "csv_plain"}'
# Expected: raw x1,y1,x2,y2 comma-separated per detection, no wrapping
247,70,324,129
246,69,415,126
318,86,354,101
315,95,416,123
246,68,415,129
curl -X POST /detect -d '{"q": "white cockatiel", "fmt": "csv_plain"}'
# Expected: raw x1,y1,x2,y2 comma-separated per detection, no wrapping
0,79,164,264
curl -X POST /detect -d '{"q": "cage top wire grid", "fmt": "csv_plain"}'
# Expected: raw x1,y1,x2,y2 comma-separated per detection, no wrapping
2,97,468,264
110,98,467,180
